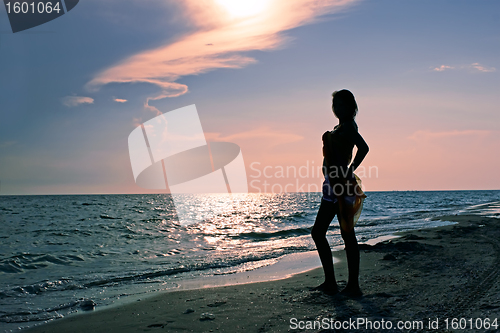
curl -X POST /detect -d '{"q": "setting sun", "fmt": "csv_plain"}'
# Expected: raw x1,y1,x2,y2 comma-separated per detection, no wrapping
215,0,270,18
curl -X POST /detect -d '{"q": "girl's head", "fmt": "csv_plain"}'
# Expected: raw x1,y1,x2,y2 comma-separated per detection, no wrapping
332,89,358,121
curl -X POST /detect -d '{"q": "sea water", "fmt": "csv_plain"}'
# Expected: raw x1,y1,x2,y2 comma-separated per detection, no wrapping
1,191,499,331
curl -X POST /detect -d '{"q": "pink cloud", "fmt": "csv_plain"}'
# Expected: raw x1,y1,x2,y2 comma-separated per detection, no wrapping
432,63,496,73
206,126,304,147
114,98,128,103
61,96,94,107
469,62,496,73
87,0,359,113
433,65,454,72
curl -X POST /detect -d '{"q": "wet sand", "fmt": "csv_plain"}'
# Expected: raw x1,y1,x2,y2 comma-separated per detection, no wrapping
26,214,500,332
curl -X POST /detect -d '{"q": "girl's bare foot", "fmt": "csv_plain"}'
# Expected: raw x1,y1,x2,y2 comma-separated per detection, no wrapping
311,282,339,295
340,284,362,297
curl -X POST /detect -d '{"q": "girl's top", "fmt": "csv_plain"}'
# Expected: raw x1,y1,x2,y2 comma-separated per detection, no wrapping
323,120,357,173
321,120,366,231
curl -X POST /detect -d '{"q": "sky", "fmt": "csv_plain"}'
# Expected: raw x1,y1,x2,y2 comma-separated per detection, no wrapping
0,0,499,195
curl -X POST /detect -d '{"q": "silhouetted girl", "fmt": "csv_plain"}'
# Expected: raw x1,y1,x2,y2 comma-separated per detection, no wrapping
311,89,369,296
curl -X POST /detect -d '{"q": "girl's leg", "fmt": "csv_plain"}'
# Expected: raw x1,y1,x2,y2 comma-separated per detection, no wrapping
340,227,362,296
311,199,339,293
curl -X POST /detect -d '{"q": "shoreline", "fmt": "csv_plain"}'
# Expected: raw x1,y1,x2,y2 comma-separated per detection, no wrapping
16,235,401,331
24,236,400,322
166,234,399,294
24,212,500,332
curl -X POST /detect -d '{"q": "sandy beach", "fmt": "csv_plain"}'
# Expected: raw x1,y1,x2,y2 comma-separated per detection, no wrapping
25,213,500,333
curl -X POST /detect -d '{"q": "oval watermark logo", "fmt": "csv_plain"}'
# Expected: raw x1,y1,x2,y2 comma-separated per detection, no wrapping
128,105,248,226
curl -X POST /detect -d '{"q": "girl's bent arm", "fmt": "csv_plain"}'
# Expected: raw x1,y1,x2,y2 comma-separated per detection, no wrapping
349,131,369,173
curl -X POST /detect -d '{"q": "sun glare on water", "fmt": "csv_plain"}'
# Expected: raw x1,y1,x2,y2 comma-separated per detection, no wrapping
215,0,270,18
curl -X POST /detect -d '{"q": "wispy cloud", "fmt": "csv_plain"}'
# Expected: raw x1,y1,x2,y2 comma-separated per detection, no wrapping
432,63,496,73
87,0,359,113
409,130,490,141
61,96,94,107
0,141,17,148
206,126,303,147
469,62,496,73
114,98,128,103
433,65,454,72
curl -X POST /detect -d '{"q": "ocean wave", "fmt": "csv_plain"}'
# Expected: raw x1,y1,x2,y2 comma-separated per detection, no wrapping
229,226,312,241
1,279,83,298
1,249,306,300
99,214,121,219
0,298,95,323
0,253,85,274
80,202,104,206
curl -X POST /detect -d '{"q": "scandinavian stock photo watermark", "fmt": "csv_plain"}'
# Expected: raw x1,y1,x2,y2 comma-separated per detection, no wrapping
248,161,378,194
289,317,499,331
